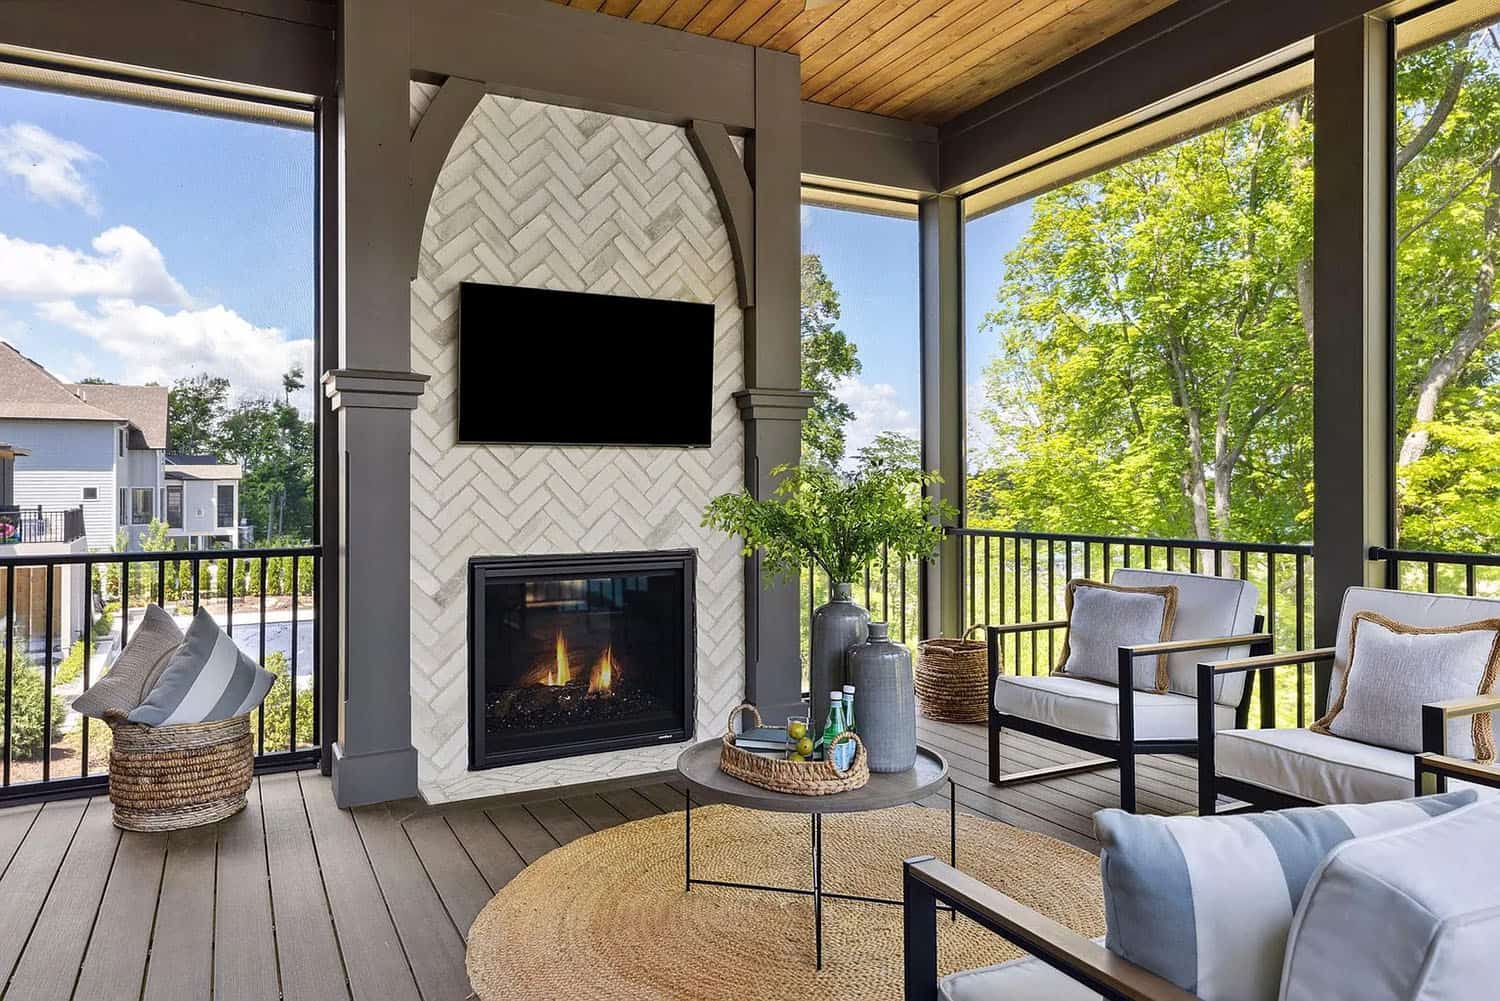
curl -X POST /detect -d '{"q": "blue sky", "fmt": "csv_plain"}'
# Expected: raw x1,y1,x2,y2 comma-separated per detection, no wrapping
800,200,1033,465
0,82,315,411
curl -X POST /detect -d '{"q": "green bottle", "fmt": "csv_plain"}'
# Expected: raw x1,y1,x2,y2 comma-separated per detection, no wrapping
820,690,844,760
842,684,856,734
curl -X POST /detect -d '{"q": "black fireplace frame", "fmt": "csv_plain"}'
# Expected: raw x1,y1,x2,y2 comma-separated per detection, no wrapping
467,549,697,770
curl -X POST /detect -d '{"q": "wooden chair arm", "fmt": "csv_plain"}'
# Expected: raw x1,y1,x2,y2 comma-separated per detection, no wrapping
1421,695,1500,757
1120,632,1273,658
1413,752,1500,795
1202,647,1336,675
903,857,1199,1001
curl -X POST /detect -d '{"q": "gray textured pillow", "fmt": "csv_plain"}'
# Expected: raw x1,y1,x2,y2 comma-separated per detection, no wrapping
71,604,183,719
1312,612,1500,760
1056,579,1177,692
1095,792,1477,1001
127,608,274,726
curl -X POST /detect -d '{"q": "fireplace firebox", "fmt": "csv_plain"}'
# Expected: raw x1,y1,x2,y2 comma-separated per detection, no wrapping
467,550,696,769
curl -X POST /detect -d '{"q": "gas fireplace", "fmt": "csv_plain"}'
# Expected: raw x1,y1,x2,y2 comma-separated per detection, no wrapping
467,550,696,769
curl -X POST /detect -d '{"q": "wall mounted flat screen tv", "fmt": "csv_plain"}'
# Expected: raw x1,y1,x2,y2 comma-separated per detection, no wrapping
458,282,714,447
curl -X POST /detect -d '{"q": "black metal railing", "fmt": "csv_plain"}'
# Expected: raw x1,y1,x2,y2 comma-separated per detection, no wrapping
1372,546,1500,597
0,544,320,801
0,506,86,546
953,529,1316,729
799,547,923,688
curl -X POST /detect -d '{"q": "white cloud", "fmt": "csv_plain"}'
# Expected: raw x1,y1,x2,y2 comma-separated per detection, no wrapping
835,376,920,461
38,298,313,409
0,227,190,306
0,122,100,214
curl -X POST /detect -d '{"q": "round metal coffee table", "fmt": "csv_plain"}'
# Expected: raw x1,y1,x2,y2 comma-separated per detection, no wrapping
675,739,953,969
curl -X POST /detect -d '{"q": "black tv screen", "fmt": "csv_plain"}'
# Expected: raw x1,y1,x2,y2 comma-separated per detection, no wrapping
458,282,714,447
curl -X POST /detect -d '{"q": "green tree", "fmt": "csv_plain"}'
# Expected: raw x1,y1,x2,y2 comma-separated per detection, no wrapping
1,653,65,760
800,253,862,467
167,374,230,455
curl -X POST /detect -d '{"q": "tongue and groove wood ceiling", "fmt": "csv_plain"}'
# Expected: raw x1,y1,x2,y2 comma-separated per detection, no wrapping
549,0,1177,124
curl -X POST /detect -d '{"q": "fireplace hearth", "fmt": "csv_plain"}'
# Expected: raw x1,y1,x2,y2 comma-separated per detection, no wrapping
468,551,696,769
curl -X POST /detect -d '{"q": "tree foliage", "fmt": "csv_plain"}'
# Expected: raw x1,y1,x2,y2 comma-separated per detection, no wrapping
800,253,862,467
968,27,1500,552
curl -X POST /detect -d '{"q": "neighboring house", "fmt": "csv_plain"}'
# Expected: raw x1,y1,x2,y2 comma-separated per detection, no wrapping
0,341,241,553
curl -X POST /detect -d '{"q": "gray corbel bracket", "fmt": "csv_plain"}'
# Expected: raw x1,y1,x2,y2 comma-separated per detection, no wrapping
408,75,486,281
688,120,754,309
322,368,431,411
734,387,813,423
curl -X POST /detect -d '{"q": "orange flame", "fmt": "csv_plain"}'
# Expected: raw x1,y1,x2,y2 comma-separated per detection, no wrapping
589,647,617,694
540,630,571,687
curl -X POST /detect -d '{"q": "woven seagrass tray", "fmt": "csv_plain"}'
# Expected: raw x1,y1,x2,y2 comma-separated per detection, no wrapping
719,703,868,796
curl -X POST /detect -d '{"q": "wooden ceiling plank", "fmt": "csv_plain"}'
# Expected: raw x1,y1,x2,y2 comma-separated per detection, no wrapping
833,0,1074,112
627,0,679,24
876,0,1164,119
764,4,844,53
684,0,744,34
899,0,1175,120
600,0,643,14
802,0,993,100
566,0,607,11
710,0,780,39
657,0,717,29
737,0,805,46
791,0,918,65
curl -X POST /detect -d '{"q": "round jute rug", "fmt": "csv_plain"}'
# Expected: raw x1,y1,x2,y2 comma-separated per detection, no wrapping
466,803,1104,1001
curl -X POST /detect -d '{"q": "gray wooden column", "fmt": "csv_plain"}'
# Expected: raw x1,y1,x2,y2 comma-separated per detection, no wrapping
919,194,964,639
737,49,811,722
325,0,429,807
1312,15,1391,711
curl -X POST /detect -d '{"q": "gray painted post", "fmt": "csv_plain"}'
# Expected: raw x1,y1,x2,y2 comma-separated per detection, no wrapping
1311,16,1391,713
920,195,964,640
327,0,428,807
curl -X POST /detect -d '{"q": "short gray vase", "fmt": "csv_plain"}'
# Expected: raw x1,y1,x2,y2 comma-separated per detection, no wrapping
848,621,917,773
810,582,868,736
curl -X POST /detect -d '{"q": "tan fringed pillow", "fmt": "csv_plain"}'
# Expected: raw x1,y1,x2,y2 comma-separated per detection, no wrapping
1311,611,1500,761
1055,579,1178,693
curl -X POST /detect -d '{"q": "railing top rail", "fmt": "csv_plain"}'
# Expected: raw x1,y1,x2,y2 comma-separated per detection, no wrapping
949,527,1313,556
1370,546,1500,568
0,543,321,569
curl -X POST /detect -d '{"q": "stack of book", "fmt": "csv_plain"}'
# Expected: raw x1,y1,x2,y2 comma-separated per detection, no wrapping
733,725,790,759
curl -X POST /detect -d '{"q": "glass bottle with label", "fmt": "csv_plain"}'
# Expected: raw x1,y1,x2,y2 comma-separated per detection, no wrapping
820,690,844,760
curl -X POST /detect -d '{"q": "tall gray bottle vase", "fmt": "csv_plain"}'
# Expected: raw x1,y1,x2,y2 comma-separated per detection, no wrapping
849,621,917,773
809,582,868,737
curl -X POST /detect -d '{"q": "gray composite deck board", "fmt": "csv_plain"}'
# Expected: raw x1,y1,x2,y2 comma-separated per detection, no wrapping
0,722,1201,1000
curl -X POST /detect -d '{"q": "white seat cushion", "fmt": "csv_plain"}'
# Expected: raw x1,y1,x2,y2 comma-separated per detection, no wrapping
1215,727,1496,804
941,950,1104,1001
1112,569,1259,706
1281,799,1500,1001
997,674,1235,742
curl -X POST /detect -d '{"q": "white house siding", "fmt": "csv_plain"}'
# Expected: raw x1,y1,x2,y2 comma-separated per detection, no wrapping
173,479,237,539
122,448,166,546
0,418,120,549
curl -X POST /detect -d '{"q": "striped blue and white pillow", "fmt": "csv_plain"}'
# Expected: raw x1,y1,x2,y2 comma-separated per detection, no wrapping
126,608,275,726
1094,792,1477,1001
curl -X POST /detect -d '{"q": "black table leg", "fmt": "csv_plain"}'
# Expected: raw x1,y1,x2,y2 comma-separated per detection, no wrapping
949,778,957,922
813,812,823,971
684,786,692,892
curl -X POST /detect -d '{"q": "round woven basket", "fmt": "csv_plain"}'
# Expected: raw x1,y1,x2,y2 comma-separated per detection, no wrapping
103,710,254,832
915,624,990,723
719,703,869,796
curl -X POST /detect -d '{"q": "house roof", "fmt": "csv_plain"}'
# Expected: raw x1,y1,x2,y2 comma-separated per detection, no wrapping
165,453,242,480
0,341,126,425
70,383,169,449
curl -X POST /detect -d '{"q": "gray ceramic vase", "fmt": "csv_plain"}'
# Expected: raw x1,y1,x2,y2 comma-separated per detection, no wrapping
848,621,917,773
809,582,868,736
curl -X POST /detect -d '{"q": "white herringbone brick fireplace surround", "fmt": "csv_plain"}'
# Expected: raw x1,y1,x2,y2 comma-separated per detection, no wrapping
409,91,746,803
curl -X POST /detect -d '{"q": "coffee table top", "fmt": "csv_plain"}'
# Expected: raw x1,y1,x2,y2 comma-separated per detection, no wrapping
675,738,949,814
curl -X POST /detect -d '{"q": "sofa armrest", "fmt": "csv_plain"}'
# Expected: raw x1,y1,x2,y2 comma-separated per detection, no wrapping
903,856,1198,1001
1414,751,1500,795
1421,694,1500,756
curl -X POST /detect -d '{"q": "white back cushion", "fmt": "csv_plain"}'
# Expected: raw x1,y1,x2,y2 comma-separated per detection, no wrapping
1113,569,1260,705
1332,588,1500,702
1280,798,1500,1001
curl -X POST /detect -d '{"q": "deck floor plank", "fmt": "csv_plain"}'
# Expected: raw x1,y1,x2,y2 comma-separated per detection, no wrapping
444,809,525,893
485,804,559,863
141,824,218,1001
403,812,494,938
69,828,167,1001
298,774,421,1001
0,798,88,988
563,793,628,832
600,787,665,819
350,804,470,1001
212,782,280,1001
2,798,118,1001
525,798,593,845
259,773,350,1001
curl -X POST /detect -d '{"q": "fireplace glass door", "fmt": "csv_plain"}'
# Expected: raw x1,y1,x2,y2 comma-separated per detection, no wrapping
469,551,694,768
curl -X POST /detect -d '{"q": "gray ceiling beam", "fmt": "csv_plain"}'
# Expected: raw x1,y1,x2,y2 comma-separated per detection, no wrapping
411,0,757,130
938,0,1389,192
801,102,939,196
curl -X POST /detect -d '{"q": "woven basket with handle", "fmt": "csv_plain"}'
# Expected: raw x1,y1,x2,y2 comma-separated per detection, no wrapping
103,709,254,832
719,703,868,796
916,624,991,723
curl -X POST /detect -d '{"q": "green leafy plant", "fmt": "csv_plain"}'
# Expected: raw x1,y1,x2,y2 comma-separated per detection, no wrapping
2,651,66,760
703,455,954,584
255,651,312,752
